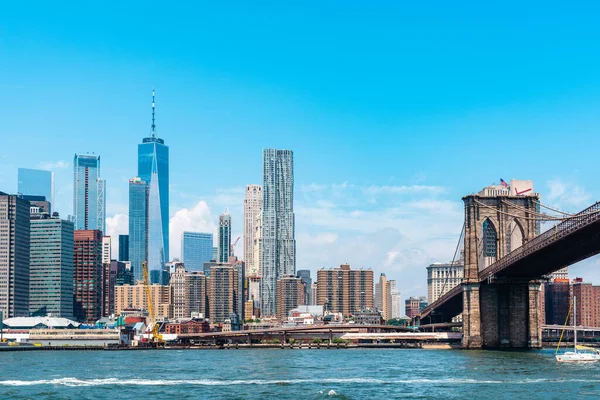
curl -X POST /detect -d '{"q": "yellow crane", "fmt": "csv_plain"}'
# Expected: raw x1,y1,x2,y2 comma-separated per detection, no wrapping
142,261,162,346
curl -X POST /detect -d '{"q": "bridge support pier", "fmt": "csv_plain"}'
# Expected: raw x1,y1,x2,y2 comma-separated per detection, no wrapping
462,283,482,348
528,282,543,348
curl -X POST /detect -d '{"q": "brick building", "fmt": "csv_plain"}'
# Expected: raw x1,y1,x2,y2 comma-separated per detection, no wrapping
316,264,374,317
73,230,103,323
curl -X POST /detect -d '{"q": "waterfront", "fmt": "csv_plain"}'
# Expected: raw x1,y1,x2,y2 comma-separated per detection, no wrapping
2,349,600,399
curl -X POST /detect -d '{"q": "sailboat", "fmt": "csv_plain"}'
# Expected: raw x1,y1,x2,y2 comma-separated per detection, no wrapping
555,296,600,362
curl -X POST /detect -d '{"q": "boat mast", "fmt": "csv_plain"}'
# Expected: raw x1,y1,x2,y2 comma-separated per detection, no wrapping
574,296,577,353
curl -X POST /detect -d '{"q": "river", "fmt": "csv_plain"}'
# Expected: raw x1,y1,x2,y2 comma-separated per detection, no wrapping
1,348,598,399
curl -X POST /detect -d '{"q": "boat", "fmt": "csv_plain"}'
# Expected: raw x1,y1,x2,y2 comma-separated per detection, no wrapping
555,296,600,362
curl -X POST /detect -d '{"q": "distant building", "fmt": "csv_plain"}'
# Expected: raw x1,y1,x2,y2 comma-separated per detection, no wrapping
118,234,129,261
252,213,262,277
22,195,52,215
181,232,213,271
218,212,232,264
29,214,74,318
244,184,262,276
170,263,189,319
128,177,148,283
0,192,30,318
73,154,105,234
212,247,218,262
549,267,569,281
261,149,296,317
310,282,318,306
208,264,243,323
18,167,54,207
114,282,171,320
375,273,393,321
544,279,570,325
316,264,374,317
390,281,401,319
427,261,464,304
572,278,600,327
188,271,207,318
101,260,132,317
405,296,428,319
102,236,111,264
73,230,103,323
354,309,383,325
296,270,312,305
276,275,304,320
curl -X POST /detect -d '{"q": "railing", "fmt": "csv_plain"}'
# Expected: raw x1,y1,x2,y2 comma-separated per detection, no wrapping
479,201,600,281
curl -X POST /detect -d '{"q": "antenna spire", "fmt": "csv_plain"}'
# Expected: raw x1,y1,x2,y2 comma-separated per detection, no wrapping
151,88,156,138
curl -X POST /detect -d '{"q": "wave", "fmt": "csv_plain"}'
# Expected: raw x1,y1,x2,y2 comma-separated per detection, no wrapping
2,377,600,387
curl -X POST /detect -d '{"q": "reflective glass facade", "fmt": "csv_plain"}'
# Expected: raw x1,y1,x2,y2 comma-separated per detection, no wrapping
73,154,105,234
138,137,169,277
182,232,214,271
218,213,231,264
17,168,54,205
128,178,147,283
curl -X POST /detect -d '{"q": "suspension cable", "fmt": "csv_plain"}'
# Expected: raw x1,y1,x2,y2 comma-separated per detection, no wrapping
440,223,465,295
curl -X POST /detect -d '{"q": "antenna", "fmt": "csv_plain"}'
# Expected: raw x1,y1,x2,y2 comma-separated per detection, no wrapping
151,88,156,138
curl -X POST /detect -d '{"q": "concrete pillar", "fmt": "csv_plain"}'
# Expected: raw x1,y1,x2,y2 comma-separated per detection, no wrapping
528,282,543,348
462,283,482,348
480,284,499,348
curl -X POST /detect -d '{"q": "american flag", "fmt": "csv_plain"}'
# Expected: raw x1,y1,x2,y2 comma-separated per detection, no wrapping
500,178,508,188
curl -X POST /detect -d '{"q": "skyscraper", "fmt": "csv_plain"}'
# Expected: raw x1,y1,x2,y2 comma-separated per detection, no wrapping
138,90,169,277
118,234,129,261
296,269,312,305
73,154,106,234
261,149,296,316
29,214,74,318
182,232,214,271
316,265,374,317
128,177,148,283
17,168,54,207
0,192,30,318
73,230,103,323
244,185,262,276
218,212,231,264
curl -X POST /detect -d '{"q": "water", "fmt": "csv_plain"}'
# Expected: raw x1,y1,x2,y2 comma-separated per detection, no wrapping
1,348,599,399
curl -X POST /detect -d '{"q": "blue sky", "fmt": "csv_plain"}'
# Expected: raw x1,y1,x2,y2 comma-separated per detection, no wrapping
2,2,600,303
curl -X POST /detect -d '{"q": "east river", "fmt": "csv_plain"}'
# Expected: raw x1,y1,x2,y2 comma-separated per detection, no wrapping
1,348,599,399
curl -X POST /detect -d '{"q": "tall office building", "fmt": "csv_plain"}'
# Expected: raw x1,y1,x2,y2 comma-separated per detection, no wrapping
170,264,190,319
182,232,214,271
208,264,241,323
188,271,207,318
426,261,464,304
316,264,374,317
118,234,129,261
390,280,401,319
73,230,103,323
0,192,30,318
244,185,262,276
128,177,148,283
218,212,231,264
29,214,74,318
375,273,392,320
73,154,106,234
261,149,296,316
138,90,169,277
296,269,312,305
18,168,54,207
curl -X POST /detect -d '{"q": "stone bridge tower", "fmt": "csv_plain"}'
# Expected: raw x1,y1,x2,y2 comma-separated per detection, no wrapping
462,182,541,348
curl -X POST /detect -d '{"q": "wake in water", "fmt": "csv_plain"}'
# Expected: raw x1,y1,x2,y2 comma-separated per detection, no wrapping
2,377,600,387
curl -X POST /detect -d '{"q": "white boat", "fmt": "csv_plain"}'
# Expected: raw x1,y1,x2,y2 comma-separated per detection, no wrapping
555,296,600,362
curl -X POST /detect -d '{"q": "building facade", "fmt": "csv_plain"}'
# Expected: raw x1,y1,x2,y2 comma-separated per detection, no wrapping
375,273,391,320
118,234,129,261
244,184,262,276
544,279,571,325
426,261,464,304
188,271,207,318
0,192,30,318
261,149,296,316
296,269,312,306
572,279,600,327
18,168,54,207
73,230,103,323
170,264,189,319
316,264,374,317
390,280,401,319
29,215,74,318
73,154,105,234
218,212,231,264
182,232,213,272
405,296,428,319
208,265,242,323
276,275,304,320
128,177,148,283
114,282,171,319
138,91,169,276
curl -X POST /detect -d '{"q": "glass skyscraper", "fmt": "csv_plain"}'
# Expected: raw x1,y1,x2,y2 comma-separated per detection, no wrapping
218,212,231,264
260,149,296,316
182,232,214,271
73,154,106,234
118,234,129,261
17,168,54,206
137,90,169,280
128,177,148,283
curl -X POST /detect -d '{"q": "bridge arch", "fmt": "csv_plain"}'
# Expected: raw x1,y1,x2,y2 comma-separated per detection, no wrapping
482,218,498,268
506,218,525,254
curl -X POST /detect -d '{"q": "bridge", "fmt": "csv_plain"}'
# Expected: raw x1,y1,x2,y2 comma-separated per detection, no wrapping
419,183,600,349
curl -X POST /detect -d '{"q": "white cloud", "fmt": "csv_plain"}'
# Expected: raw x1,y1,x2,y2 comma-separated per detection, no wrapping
546,178,591,209
106,213,128,256
38,160,70,170
169,201,216,259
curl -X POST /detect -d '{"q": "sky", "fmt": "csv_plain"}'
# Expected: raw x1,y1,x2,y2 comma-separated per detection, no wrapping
2,2,600,307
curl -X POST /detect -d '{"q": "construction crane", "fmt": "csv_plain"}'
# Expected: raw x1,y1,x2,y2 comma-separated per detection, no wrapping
230,236,241,257
142,261,162,346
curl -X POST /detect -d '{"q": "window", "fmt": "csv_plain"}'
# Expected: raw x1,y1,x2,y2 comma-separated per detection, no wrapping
482,219,497,257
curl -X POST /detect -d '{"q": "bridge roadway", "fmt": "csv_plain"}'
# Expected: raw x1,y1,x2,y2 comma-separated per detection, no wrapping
421,201,600,322
178,324,411,342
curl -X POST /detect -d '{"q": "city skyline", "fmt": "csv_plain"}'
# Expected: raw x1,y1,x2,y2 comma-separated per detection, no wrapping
2,2,600,301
